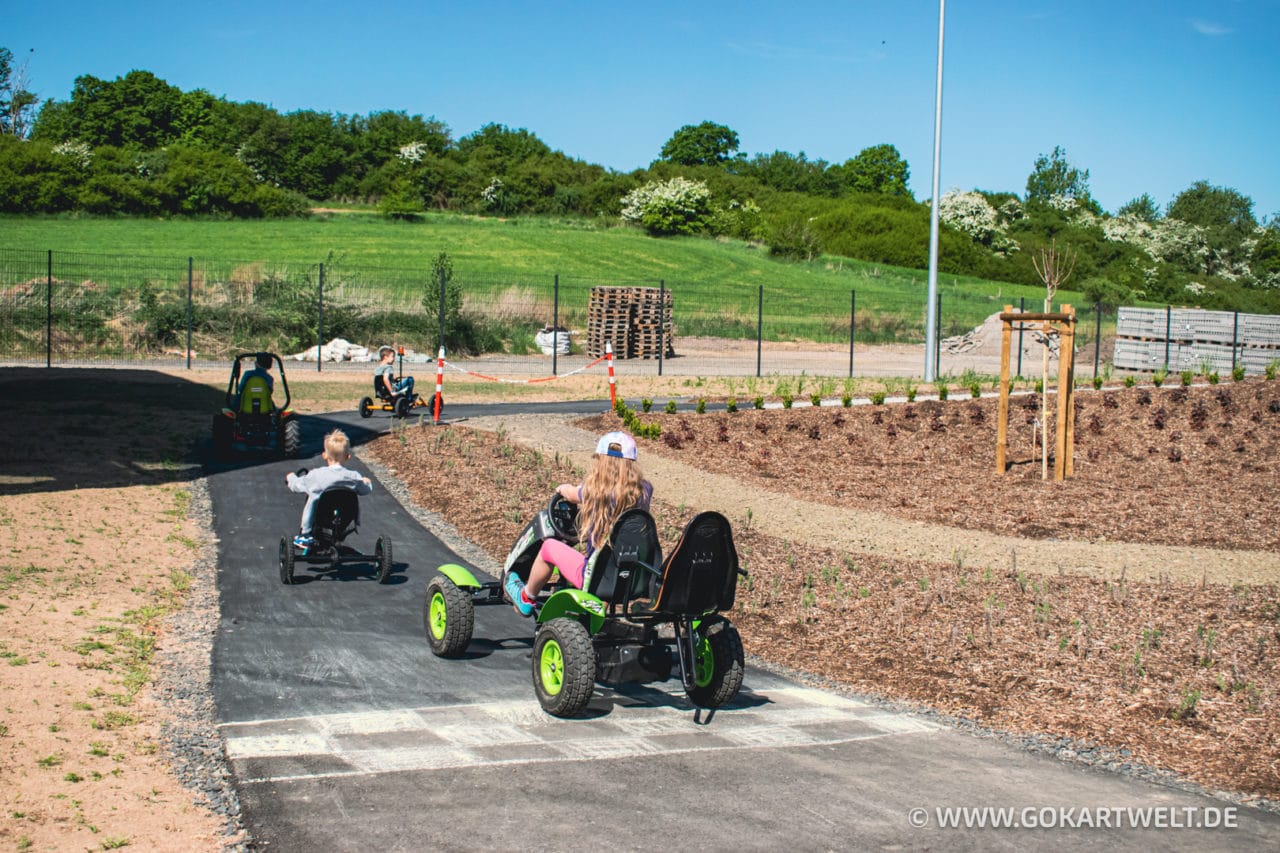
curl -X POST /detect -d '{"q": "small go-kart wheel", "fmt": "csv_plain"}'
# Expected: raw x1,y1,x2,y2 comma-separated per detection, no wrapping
278,537,295,585
281,419,302,459
423,575,474,657
685,619,745,709
375,537,393,584
394,396,411,418
359,397,374,418
533,618,596,718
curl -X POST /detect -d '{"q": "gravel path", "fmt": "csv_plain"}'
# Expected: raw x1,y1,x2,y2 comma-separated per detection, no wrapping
460,413,1278,585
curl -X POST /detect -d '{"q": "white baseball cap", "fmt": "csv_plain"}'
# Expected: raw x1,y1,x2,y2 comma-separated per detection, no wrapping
595,431,638,460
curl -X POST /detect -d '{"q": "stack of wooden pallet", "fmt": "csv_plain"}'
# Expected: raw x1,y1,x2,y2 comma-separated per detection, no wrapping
586,286,674,359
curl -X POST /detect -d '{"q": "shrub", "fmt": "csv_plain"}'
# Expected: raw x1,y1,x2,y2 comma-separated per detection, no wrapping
1180,370,1193,386
620,177,714,236
1207,371,1219,385
726,397,737,413
969,382,981,399
1124,375,1137,387
753,395,765,410
906,386,917,402
665,400,677,414
869,391,886,405
1153,370,1167,388
696,397,707,414
937,385,949,401
641,398,653,412
1092,375,1103,390
1232,365,1246,382
781,392,793,409
810,393,822,407
841,394,852,407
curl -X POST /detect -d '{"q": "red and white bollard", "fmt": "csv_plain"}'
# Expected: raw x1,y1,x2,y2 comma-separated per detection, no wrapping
606,341,616,408
433,346,445,423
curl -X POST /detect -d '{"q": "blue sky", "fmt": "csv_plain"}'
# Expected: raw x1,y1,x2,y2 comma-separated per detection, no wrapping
8,0,1279,218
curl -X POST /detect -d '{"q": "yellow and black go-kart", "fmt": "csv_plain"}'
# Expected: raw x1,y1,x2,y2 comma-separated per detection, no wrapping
211,352,301,460
359,374,435,419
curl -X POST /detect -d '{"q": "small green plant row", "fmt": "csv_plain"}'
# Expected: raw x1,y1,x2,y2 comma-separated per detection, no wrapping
613,397,661,439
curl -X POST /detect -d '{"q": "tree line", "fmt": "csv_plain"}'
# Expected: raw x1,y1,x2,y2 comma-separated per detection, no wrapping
1,55,1277,313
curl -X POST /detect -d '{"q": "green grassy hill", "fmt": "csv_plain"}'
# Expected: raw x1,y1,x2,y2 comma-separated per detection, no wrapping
1,212,1079,345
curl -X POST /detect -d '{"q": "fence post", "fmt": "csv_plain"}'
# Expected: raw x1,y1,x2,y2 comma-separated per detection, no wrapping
186,257,194,370
849,289,856,378
934,292,942,376
1093,301,1102,379
1232,310,1239,373
46,249,52,368
756,285,763,378
1164,305,1172,372
1016,296,1025,378
658,280,665,377
552,274,559,376
317,263,325,373
438,267,446,354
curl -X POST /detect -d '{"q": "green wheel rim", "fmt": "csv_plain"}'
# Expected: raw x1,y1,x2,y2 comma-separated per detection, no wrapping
428,591,447,640
539,639,564,696
694,634,715,688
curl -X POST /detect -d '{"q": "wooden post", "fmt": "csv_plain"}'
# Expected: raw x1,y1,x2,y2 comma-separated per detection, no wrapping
1063,307,1076,477
997,305,1012,474
1054,305,1074,481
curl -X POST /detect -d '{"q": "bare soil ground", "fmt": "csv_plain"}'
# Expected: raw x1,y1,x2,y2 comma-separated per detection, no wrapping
367,377,1280,803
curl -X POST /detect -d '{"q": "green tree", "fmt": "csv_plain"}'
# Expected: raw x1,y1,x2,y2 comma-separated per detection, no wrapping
1117,193,1161,222
659,121,739,166
0,47,39,138
1025,145,1092,205
1166,180,1255,233
832,144,911,197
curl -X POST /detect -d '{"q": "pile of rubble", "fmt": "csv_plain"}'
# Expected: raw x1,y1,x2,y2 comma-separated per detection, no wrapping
287,338,434,363
942,312,1061,357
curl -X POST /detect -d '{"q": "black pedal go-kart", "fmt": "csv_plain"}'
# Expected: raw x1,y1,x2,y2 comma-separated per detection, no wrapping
278,478,394,585
212,351,302,460
423,493,747,718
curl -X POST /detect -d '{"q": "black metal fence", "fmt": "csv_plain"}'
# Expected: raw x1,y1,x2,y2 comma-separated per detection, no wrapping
0,247,1143,380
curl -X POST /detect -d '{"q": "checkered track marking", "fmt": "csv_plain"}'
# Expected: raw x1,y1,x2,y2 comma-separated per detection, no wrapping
223,686,938,784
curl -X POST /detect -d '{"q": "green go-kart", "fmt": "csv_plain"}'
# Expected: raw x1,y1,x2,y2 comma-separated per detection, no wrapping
423,493,747,718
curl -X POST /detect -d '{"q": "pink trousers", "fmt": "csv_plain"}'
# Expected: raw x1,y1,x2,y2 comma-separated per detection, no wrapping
539,538,586,588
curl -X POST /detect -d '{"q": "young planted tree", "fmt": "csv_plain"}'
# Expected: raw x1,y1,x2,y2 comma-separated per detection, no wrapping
1032,239,1076,480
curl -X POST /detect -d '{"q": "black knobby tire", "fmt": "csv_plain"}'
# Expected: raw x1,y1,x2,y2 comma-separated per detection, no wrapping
685,619,745,709
212,415,233,461
423,575,474,657
281,418,302,458
394,396,411,418
278,537,295,585
359,397,374,418
375,537,393,584
532,618,597,718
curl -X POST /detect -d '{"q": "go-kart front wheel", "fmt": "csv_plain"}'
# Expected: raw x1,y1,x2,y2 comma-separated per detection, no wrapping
375,537,393,584
359,397,374,418
423,575,474,657
278,537,295,585
394,396,411,418
533,618,596,718
685,619,745,709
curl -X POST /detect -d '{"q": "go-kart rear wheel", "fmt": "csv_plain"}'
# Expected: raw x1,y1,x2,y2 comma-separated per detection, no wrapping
423,575,474,657
394,396,411,418
533,618,596,718
685,619,745,709
359,397,374,418
375,537,393,584
212,415,233,461
278,537,295,585
281,418,302,458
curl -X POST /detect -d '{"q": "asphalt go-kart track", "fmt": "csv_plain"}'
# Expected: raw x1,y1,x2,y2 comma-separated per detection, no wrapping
207,404,1280,851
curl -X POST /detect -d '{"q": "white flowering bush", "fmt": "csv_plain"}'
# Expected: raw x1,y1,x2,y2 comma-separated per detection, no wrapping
620,177,713,236
480,176,512,214
52,140,93,170
397,141,427,163
937,190,1018,253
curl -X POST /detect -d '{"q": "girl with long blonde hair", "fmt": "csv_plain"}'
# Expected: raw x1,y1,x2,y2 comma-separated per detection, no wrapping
505,431,652,615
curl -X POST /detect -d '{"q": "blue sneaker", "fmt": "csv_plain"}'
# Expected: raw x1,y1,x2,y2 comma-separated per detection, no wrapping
504,573,534,617
293,534,315,554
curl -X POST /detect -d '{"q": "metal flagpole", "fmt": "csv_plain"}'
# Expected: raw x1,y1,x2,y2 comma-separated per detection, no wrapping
924,0,946,382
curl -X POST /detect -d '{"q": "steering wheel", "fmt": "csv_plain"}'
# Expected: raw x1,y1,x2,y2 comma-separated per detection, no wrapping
547,492,579,542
